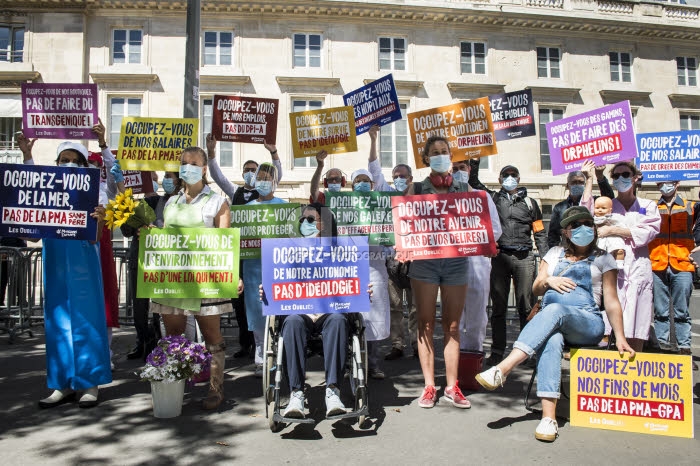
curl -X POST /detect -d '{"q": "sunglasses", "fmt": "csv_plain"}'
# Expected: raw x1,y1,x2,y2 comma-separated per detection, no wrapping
611,172,632,180
502,173,518,178
298,216,318,224
326,176,343,183
570,220,594,229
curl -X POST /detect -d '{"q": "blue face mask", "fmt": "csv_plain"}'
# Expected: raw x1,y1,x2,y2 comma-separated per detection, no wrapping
613,177,633,193
659,183,676,196
162,178,176,194
152,181,159,193
393,177,407,192
179,165,203,185
569,184,584,197
256,180,274,197
327,183,342,192
452,170,470,184
501,176,518,191
243,171,256,186
570,225,595,247
59,162,80,168
300,219,320,237
354,181,371,192
429,154,452,173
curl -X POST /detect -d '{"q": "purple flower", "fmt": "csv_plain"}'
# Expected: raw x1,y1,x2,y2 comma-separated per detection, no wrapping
146,347,167,367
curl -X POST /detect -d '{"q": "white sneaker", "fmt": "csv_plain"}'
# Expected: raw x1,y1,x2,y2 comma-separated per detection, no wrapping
78,387,99,409
325,386,347,417
535,417,558,442
38,389,75,408
254,364,263,378
475,366,507,390
283,390,305,418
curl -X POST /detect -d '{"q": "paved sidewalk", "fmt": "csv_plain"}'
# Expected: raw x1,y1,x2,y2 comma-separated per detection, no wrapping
1,298,699,465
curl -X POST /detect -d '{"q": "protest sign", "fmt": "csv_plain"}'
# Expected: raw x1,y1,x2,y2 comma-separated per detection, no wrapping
230,203,301,259
137,227,240,299
570,349,694,438
488,89,535,141
636,131,700,182
0,163,99,240
343,74,402,135
211,95,279,144
260,236,371,316
546,100,636,175
117,117,198,172
408,97,496,166
391,191,497,260
21,83,98,140
327,191,401,246
100,167,154,195
289,106,358,158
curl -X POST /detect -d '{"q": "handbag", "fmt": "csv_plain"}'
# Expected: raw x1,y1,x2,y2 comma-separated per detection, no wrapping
526,259,580,322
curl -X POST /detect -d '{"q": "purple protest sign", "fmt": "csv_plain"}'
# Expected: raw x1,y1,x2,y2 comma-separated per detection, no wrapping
546,100,636,175
21,83,99,140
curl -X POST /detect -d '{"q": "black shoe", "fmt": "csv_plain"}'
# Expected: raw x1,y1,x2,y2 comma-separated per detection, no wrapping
234,347,252,358
126,345,144,360
484,353,503,367
384,347,403,360
38,390,76,409
413,346,419,358
679,349,698,371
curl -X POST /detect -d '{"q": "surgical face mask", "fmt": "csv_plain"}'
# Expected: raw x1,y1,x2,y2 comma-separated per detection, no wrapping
569,184,584,197
429,154,452,173
162,178,176,194
613,177,633,193
243,171,256,186
327,183,342,192
570,225,595,247
59,162,80,168
659,183,676,196
152,181,159,192
453,170,470,184
354,181,371,193
300,219,320,237
393,177,408,192
179,165,203,185
501,176,518,191
255,180,274,197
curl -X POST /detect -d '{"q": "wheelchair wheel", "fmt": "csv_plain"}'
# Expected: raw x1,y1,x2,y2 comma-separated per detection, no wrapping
269,406,283,433
263,316,276,410
355,387,367,427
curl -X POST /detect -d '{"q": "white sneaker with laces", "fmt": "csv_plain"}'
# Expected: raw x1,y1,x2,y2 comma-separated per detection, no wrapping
535,417,558,442
475,366,507,390
325,386,347,417
283,390,305,418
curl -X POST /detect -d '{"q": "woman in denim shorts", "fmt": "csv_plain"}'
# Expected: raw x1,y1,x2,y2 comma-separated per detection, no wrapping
406,136,473,409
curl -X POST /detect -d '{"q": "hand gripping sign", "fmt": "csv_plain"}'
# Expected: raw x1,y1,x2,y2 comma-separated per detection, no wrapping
261,236,371,316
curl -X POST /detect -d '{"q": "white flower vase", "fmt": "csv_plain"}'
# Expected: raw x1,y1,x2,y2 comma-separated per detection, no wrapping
150,379,186,418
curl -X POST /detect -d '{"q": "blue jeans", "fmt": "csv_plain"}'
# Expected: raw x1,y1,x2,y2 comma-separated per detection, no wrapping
513,303,604,398
653,269,693,349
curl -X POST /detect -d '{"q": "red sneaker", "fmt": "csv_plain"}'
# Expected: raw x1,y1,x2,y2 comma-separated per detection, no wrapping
442,381,471,409
418,385,437,408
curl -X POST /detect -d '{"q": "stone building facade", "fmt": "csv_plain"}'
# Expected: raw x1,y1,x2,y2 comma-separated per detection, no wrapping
1,0,700,223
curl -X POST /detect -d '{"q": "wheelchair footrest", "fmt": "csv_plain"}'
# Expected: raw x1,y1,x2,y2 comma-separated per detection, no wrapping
326,404,369,421
273,413,315,425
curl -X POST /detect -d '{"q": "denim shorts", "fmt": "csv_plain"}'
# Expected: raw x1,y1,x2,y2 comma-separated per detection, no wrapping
408,257,469,286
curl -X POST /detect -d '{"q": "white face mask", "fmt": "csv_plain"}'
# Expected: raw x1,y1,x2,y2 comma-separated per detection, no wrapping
453,170,470,184
501,176,518,191
429,154,452,173
613,177,633,193
59,162,80,168
659,183,676,196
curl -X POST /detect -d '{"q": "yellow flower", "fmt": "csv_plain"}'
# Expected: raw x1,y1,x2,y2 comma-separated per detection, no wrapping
124,187,133,198
105,209,115,229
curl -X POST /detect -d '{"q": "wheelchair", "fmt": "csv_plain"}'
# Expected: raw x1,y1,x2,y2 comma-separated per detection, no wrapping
262,312,369,432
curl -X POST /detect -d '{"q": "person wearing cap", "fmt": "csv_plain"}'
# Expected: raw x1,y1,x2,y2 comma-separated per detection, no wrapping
469,162,548,366
365,124,417,360
347,168,390,379
17,133,112,409
476,206,635,442
206,135,282,359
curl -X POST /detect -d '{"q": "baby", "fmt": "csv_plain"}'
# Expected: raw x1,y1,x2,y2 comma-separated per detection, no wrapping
593,196,628,269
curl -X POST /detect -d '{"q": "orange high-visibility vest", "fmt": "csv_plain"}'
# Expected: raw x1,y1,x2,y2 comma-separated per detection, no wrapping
649,198,697,272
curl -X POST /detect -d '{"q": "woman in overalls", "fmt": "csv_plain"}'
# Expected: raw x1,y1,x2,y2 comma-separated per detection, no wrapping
150,147,242,410
476,206,635,442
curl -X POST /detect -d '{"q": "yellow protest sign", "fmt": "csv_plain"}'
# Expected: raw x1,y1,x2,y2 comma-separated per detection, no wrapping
117,117,199,171
407,97,496,167
570,349,694,438
289,106,357,158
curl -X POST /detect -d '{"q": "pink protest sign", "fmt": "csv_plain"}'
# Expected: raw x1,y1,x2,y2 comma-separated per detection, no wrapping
391,191,497,261
21,83,99,140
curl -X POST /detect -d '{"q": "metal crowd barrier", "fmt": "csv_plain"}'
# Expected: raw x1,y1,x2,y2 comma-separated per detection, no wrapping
0,247,34,342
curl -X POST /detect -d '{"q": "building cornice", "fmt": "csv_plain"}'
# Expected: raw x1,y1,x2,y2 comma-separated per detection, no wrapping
276,76,341,88
526,84,581,105
668,92,700,110
90,72,158,85
599,89,652,107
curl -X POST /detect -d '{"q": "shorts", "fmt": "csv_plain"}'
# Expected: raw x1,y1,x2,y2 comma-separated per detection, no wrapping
150,298,233,316
408,257,469,286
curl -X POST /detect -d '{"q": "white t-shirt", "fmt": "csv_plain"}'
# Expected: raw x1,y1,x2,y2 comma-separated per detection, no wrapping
164,185,228,228
542,246,617,307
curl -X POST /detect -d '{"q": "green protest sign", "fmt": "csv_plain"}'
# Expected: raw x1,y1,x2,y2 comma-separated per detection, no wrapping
230,203,301,259
327,191,400,245
137,227,240,299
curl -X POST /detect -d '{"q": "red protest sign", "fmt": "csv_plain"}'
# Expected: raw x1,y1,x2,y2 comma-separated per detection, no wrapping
391,191,497,260
211,95,279,144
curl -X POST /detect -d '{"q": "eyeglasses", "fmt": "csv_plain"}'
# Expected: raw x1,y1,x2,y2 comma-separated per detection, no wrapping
611,172,632,180
570,220,594,228
298,216,318,224
501,173,517,178
326,176,343,183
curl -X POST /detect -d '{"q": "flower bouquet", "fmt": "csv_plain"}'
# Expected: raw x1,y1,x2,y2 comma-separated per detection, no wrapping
140,335,212,418
104,187,156,230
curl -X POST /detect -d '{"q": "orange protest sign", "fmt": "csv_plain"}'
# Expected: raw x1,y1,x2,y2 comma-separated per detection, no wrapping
407,97,497,167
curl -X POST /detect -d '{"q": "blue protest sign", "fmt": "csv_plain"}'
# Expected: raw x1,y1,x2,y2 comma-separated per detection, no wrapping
344,74,402,135
0,163,100,240
636,131,700,182
261,236,371,316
